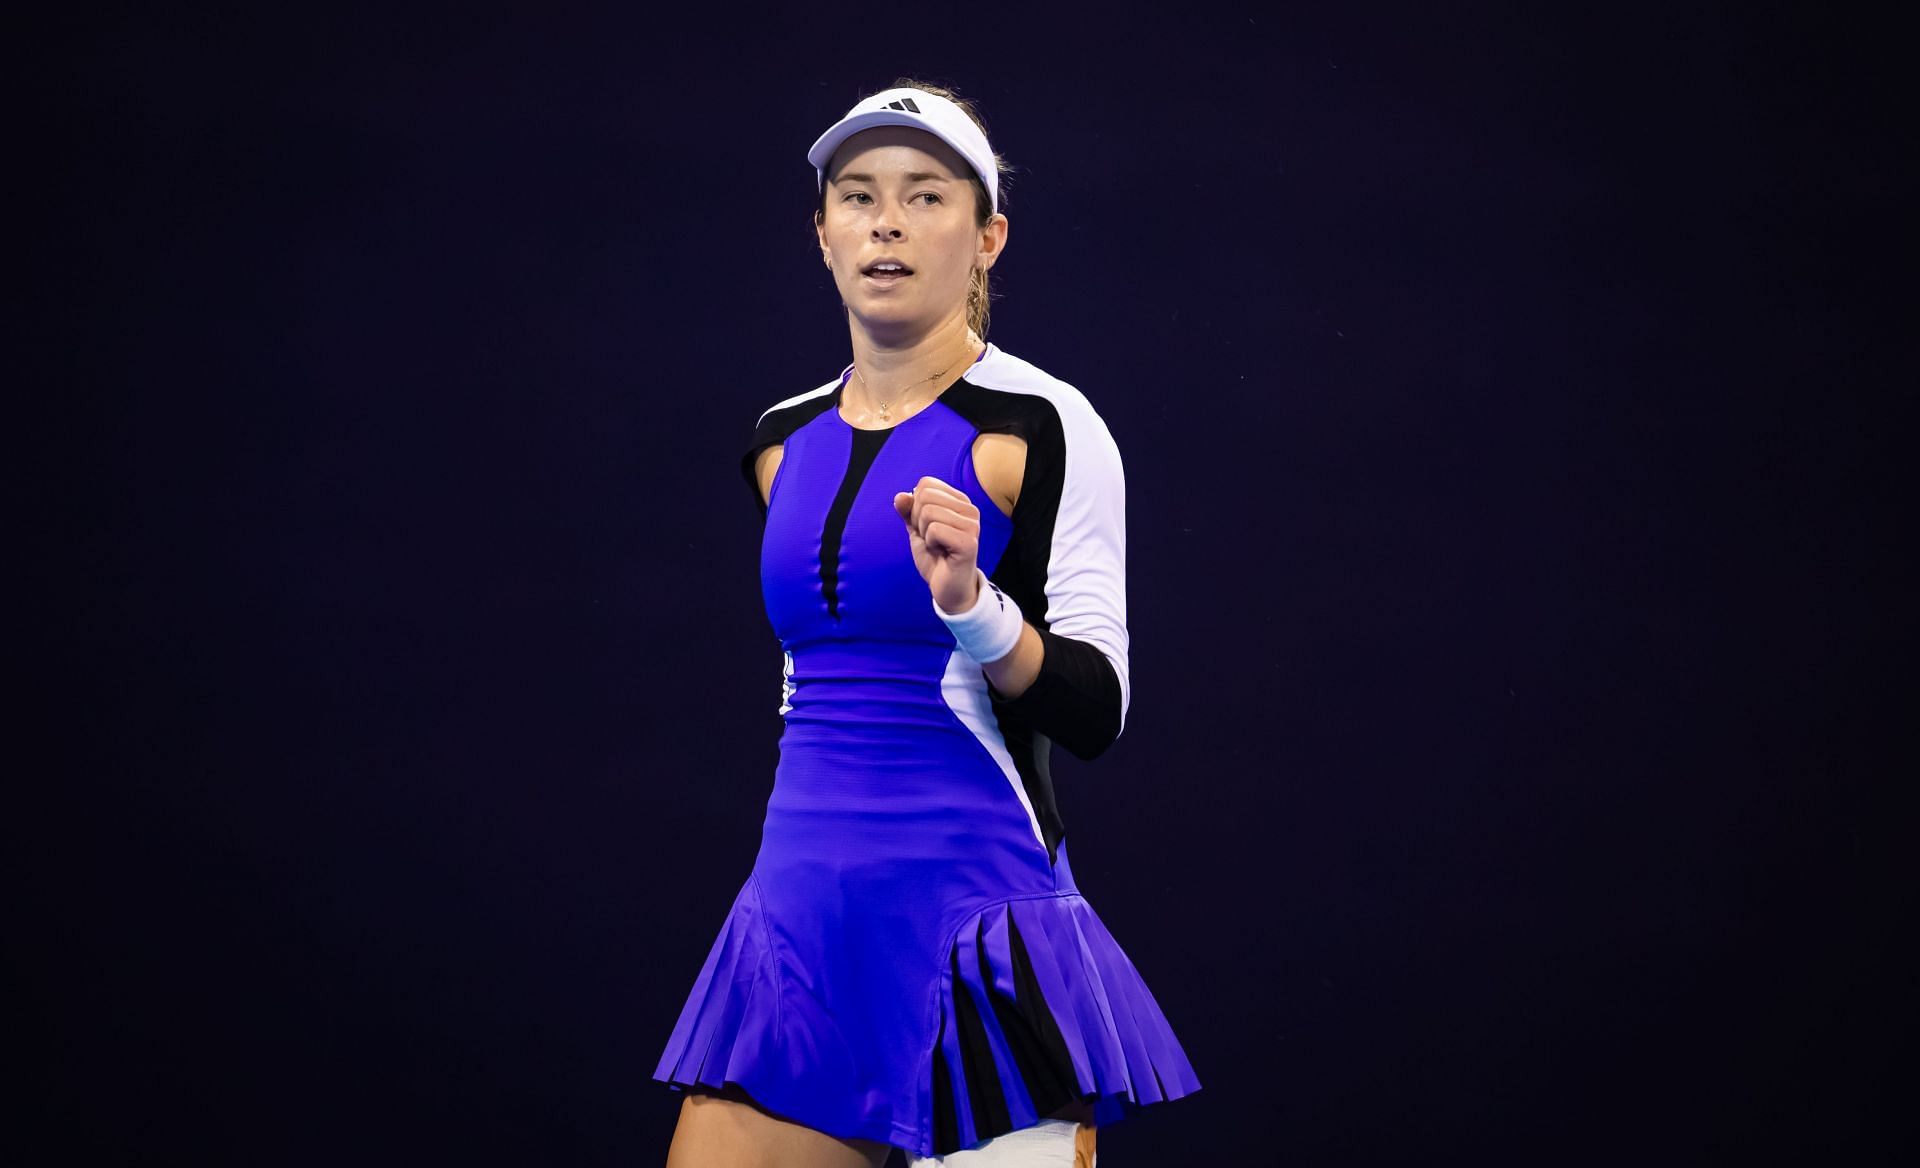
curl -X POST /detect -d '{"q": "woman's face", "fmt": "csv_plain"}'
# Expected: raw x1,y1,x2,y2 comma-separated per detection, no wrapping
815,125,1005,336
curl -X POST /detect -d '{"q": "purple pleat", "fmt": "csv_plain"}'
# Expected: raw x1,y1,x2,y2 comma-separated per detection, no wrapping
979,905,1021,1007
1078,905,1193,1102
1082,895,1200,1100
934,967,973,1144
653,884,744,1082
1024,896,1130,1094
1065,907,1161,1098
653,878,780,1089
706,945,772,1084
1058,903,1135,1096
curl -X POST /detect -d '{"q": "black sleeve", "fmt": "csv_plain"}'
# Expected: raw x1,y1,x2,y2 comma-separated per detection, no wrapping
986,627,1125,760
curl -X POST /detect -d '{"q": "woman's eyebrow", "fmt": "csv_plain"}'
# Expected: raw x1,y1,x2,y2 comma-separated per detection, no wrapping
833,171,955,184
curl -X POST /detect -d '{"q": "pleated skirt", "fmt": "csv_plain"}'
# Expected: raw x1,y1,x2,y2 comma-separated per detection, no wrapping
652,838,1201,1158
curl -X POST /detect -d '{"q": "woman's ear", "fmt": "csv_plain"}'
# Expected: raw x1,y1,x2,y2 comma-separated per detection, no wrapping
977,213,1010,273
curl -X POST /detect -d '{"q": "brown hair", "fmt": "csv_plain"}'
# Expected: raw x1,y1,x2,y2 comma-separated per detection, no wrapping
815,78,1010,339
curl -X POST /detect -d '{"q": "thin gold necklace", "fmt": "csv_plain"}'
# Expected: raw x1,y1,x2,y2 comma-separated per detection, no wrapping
850,342,980,424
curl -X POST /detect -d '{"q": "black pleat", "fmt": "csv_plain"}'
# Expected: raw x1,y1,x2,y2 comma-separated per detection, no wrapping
930,1009,959,1154
993,906,1085,1116
950,930,1011,1144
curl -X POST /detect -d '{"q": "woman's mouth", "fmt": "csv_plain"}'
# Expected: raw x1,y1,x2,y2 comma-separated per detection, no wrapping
862,261,913,287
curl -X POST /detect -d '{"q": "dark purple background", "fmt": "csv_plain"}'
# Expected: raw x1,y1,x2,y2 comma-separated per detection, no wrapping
28,4,1900,1164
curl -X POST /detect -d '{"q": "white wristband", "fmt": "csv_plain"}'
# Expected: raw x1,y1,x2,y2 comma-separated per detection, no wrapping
933,567,1024,664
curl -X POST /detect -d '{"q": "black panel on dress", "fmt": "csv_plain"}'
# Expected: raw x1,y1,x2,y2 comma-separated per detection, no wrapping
821,427,891,619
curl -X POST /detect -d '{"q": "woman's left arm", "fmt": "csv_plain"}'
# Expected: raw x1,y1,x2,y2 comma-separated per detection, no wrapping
979,405,1131,761
897,398,1130,761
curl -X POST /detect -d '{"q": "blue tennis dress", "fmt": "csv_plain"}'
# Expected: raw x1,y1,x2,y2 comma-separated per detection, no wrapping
652,343,1200,1157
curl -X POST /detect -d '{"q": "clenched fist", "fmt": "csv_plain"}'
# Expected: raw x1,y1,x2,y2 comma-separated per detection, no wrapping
893,475,982,614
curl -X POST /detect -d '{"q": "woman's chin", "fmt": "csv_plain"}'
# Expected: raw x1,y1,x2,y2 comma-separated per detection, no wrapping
849,300,931,331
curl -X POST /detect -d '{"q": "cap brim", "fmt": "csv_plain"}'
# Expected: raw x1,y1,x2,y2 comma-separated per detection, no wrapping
808,110,973,179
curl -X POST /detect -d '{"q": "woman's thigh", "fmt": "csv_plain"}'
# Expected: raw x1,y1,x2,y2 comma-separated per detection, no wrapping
664,1086,891,1168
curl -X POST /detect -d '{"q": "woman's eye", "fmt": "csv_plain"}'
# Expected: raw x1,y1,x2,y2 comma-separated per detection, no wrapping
916,193,940,204
843,192,872,204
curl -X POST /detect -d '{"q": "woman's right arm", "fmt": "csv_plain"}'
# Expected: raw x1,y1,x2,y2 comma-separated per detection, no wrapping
753,445,784,509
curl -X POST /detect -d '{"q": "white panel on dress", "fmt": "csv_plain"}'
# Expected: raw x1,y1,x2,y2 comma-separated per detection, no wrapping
939,648,1048,854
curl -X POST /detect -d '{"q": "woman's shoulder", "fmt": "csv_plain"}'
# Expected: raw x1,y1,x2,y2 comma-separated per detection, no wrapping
965,345,1105,419
748,366,848,444
755,367,847,427
956,344,1124,462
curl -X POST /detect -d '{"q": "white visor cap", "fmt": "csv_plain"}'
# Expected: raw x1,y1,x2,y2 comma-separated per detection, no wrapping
807,87,999,216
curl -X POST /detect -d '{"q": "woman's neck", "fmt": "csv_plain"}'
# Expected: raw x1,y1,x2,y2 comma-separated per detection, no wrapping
845,314,980,403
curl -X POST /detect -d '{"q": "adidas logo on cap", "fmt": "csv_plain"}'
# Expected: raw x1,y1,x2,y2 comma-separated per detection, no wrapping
882,97,922,113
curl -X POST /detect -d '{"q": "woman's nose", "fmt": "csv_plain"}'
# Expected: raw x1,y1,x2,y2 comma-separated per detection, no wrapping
871,221,903,240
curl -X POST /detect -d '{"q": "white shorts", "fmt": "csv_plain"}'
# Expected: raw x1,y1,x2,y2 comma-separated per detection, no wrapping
904,1118,1094,1166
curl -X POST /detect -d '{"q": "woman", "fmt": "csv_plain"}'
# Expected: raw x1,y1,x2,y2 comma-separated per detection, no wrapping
655,81,1200,1166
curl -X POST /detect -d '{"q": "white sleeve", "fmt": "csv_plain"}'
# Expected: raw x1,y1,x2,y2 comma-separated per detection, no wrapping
1040,401,1131,733
985,395,1131,759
